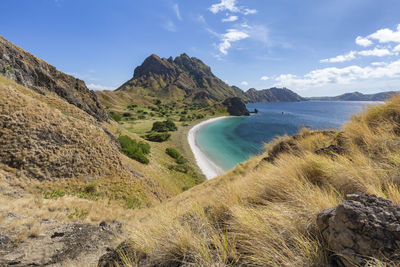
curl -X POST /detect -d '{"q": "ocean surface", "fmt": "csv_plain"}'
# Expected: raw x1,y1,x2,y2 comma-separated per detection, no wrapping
196,101,378,171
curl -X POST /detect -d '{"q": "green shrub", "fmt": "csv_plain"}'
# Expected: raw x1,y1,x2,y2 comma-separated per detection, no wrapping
176,156,188,164
144,132,171,142
4,65,12,71
165,148,188,164
168,164,190,173
127,104,137,110
118,135,150,164
165,148,181,159
122,112,131,117
109,111,122,122
151,119,177,132
138,141,150,154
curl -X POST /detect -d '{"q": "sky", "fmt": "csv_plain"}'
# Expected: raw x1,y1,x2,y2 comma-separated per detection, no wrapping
1,0,400,96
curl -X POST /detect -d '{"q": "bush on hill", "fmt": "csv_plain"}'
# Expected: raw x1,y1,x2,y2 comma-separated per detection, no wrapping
165,147,180,159
166,148,188,164
151,119,177,132
109,111,122,122
144,132,171,142
118,135,150,164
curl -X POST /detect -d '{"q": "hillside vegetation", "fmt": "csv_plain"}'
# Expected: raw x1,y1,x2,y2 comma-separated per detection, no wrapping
100,93,400,266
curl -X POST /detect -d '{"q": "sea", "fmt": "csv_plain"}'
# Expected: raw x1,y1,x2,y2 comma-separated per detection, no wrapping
196,101,379,172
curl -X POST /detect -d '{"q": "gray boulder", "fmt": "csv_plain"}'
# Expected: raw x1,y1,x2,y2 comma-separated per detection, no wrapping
317,193,400,266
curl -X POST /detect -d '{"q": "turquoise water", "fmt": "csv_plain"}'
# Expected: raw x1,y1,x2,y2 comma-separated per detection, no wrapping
196,101,377,171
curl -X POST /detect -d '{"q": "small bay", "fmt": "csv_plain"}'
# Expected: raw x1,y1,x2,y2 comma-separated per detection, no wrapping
196,101,378,172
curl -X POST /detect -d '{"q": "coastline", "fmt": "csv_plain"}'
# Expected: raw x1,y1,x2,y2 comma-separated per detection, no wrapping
188,116,230,179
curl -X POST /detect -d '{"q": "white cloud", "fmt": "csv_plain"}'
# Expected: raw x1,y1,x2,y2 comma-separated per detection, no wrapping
209,0,257,15
241,81,249,86
321,48,392,63
261,76,269,81
371,62,387,66
358,48,391,57
243,8,257,15
209,0,239,14
368,24,400,43
163,20,176,32
218,29,249,55
173,3,182,21
222,15,238,22
321,51,356,63
394,44,400,52
87,83,114,91
355,36,373,47
274,59,400,90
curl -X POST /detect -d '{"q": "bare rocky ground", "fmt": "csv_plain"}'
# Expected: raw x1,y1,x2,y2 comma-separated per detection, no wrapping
0,182,123,267
0,215,122,267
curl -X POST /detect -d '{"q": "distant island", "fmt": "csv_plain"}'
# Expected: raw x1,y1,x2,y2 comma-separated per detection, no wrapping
307,91,397,101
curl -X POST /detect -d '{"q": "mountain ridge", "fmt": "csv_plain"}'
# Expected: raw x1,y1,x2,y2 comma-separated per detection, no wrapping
0,36,109,122
244,87,305,102
307,91,397,101
113,53,305,104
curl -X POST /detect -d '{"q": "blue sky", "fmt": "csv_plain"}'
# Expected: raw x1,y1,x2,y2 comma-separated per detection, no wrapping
1,0,400,96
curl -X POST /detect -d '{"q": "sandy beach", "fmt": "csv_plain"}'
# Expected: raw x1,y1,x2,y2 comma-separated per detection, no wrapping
188,116,230,179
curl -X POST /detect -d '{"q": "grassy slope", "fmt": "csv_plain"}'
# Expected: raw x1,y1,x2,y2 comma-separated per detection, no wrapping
106,94,400,266
0,74,207,218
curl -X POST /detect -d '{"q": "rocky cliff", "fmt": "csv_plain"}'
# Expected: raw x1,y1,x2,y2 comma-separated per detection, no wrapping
222,97,250,116
116,53,245,102
244,87,305,102
0,36,108,122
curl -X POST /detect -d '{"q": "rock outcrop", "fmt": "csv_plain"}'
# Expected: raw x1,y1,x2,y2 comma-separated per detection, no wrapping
116,53,246,102
0,36,108,122
317,193,400,266
223,97,250,116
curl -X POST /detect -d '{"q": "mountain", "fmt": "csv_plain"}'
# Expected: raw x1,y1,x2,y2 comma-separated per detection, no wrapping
101,53,306,106
244,87,305,102
116,53,245,102
308,91,397,101
0,36,108,121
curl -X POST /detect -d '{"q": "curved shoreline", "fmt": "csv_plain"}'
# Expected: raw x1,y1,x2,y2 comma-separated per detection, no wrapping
188,116,230,179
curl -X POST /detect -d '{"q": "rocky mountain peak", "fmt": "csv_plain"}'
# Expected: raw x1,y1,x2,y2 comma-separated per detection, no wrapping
118,53,244,102
174,54,212,77
133,54,177,79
